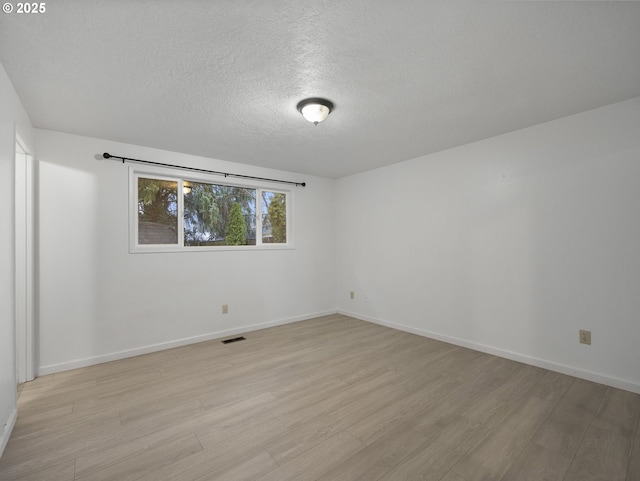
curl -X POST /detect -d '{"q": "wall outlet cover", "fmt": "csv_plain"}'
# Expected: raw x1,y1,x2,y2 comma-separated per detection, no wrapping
579,329,591,345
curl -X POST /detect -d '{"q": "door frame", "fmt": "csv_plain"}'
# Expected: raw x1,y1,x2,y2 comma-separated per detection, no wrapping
15,133,35,383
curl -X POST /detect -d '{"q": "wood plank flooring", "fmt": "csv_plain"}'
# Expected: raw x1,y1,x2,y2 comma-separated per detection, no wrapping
1,314,639,481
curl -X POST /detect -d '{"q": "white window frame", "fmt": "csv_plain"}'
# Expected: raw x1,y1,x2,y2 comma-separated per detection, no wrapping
129,166,294,253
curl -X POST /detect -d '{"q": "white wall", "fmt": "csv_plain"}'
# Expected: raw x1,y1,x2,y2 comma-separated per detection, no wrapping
0,63,34,456
36,130,336,373
336,97,640,393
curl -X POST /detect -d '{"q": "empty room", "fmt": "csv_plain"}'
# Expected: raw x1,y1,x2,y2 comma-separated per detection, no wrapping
1,2,639,480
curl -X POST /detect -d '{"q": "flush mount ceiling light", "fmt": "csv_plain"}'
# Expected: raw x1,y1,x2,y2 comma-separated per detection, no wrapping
296,98,334,125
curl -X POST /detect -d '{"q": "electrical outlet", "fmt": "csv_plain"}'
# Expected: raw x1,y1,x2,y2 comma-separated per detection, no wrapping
222,304,229,314
579,329,591,345
350,291,355,299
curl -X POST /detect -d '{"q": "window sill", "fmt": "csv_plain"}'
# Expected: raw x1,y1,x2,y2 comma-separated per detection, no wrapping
130,244,295,254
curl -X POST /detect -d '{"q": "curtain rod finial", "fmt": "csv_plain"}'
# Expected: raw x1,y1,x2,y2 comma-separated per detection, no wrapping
103,152,111,159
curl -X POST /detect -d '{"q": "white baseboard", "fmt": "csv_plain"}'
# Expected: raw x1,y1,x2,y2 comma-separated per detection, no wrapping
0,408,17,459
37,307,640,394
338,308,640,394
38,310,337,376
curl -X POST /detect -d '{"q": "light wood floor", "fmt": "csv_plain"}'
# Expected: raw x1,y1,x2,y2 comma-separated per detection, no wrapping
1,314,639,481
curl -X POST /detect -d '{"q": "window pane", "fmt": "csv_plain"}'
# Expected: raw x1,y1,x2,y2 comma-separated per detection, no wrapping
184,182,256,246
137,178,178,245
262,191,287,244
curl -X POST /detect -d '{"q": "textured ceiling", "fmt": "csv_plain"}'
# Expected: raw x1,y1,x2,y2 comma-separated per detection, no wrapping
1,1,640,178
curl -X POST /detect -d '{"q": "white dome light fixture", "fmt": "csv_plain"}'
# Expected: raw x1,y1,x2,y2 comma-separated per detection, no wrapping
297,98,334,125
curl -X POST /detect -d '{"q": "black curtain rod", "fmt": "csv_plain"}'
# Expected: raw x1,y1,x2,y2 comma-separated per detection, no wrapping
102,153,306,187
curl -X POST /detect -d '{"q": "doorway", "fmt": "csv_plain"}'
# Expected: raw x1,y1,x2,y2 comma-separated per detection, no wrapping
15,136,34,383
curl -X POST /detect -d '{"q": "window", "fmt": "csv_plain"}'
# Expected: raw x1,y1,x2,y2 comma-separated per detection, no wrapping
137,178,178,245
183,182,256,246
131,168,291,252
261,191,287,244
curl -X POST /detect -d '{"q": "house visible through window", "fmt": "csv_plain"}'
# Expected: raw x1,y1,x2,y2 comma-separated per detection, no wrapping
137,178,179,245
132,170,290,252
